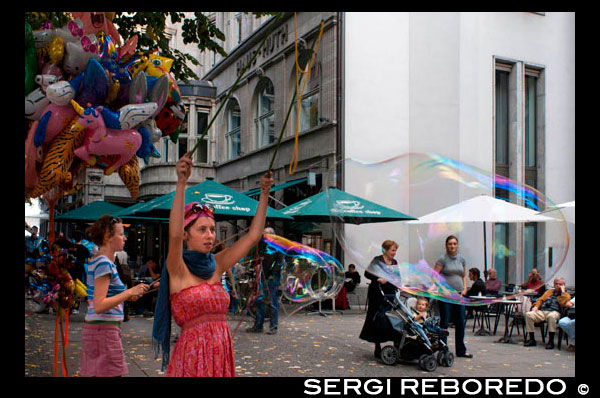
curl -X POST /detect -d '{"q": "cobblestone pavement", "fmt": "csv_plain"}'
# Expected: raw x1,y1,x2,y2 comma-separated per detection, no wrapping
25,298,575,378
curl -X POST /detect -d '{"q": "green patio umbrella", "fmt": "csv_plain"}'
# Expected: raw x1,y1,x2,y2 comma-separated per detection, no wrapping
55,201,125,222
115,178,292,221
281,188,416,224
113,201,169,222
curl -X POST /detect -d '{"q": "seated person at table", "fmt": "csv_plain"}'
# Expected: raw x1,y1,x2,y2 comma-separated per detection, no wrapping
558,297,575,351
465,268,486,319
133,256,161,316
485,268,502,296
524,278,571,349
344,264,361,293
522,268,545,296
411,296,447,336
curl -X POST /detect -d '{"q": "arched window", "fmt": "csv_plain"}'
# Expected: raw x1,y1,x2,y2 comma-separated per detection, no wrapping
291,54,321,134
226,98,241,160
254,77,275,149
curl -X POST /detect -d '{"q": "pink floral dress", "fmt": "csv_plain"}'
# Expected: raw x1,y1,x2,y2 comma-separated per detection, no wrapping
166,282,235,377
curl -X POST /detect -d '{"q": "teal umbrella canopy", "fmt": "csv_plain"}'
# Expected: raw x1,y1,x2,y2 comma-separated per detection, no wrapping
116,179,292,221
113,201,169,222
55,201,124,222
282,188,416,224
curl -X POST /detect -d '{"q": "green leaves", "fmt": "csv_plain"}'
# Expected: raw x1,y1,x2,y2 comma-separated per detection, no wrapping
24,12,281,83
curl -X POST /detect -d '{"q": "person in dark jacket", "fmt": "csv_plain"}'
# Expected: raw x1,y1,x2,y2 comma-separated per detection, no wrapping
465,267,486,319
359,240,399,359
344,264,361,293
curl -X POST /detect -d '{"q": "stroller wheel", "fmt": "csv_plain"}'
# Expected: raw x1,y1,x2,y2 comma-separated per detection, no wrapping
420,354,437,372
443,352,454,367
437,351,446,366
380,345,398,366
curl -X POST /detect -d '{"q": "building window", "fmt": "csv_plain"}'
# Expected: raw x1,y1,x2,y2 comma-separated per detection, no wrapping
178,117,188,160
195,111,209,164
226,98,241,160
162,137,170,163
236,12,243,44
292,60,321,133
494,223,509,284
495,68,510,180
254,77,275,149
494,60,545,283
296,89,320,132
524,69,540,274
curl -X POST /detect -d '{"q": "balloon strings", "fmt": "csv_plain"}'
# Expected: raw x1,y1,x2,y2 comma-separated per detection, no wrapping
268,17,324,172
60,314,68,377
289,14,324,176
53,315,59,377
213,227,250,248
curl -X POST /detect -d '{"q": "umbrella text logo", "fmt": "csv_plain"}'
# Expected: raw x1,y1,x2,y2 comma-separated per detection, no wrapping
335,200,364,210
283,200,312,214
202,193,235,205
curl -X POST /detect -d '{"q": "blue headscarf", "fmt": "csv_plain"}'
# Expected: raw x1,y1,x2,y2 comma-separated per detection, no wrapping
152,250,216,371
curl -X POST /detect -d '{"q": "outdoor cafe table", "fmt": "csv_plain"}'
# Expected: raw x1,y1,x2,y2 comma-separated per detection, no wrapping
492,298,522,343
468,295,498,336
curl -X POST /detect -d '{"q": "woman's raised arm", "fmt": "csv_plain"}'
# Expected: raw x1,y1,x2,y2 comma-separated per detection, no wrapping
167,154,193,275
215,172,273,273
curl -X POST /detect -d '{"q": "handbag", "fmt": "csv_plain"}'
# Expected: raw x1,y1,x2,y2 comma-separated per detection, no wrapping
567,308,575,319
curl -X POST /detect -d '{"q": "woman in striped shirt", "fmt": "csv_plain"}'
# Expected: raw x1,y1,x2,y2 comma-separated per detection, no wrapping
79,215,149,377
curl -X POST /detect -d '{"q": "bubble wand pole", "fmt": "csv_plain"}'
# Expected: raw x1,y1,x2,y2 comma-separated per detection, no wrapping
268,20,323,173
187,13,284,160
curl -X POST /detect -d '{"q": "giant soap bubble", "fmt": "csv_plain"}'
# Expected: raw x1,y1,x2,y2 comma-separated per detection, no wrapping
262,234,345,304
325,153,570,305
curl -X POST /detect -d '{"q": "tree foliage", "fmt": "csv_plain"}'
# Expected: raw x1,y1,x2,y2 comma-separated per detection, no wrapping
24,12,282,83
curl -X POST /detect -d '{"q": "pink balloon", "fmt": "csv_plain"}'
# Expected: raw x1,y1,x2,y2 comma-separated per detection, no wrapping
34,103,77,146
25,121,42,189
72,102,141,175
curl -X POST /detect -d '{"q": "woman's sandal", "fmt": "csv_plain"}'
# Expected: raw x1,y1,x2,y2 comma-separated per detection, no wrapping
457,352,473,358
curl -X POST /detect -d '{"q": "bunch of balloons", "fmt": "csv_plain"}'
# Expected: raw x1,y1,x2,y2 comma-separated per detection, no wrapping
25,13,187,200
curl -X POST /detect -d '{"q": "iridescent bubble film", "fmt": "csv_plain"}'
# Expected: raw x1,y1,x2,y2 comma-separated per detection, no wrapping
326,153,570,305
262,234,345,303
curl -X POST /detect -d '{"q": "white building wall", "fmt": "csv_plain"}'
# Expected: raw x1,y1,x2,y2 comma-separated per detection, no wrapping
344,12,574,285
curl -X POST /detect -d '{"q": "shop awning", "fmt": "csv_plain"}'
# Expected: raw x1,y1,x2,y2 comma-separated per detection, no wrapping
55,201,124,222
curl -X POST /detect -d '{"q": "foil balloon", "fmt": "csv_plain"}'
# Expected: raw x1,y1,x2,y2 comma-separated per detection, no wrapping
72,57,109,106
156,102,186,136
71,12,121,45
28,118,86,199
63,34,100,75
41,62,64,79
36,74,61,91
25,121,44,190
45,57,109,106
145,54,173,78
117,155,140,200
116,35,138,60
25,22,39,95
46,81,75,106
47,36,65,65
53,18,85,44
33,103,77,146
71,101,144,176
25,87,50,120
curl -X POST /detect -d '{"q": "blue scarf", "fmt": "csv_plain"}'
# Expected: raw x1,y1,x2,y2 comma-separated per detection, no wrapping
152,250,216,371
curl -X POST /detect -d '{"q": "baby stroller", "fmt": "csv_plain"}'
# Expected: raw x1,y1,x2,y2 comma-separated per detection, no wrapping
377,286,454,372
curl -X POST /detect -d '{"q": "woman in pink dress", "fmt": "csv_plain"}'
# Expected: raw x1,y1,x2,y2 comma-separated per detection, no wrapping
153,152,273,377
